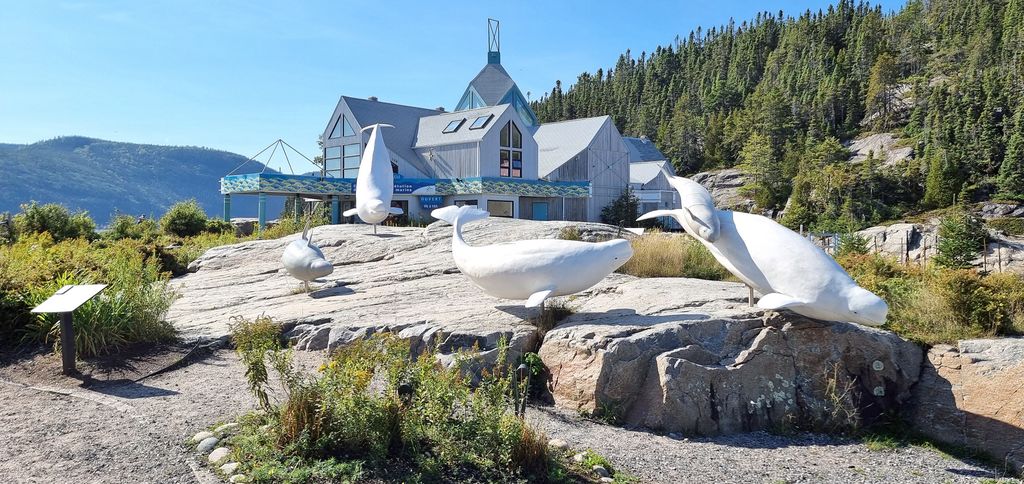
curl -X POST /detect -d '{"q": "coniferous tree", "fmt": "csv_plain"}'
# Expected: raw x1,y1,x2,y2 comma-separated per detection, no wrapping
997,107,1024,201
865,53,898,130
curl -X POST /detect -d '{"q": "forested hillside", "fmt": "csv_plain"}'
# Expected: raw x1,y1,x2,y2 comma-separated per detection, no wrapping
0,136,270,224
531,0,1024,231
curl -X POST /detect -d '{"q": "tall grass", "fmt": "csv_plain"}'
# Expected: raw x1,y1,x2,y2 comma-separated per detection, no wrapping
617,232,732,280
839,253,1024,344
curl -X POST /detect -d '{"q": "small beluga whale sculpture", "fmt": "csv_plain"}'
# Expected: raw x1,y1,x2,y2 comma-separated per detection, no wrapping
281,219,334,292
638,176,888,326
432,205,633,308
343,123,403,234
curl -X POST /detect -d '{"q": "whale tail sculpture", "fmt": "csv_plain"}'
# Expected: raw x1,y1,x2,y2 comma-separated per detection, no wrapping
431,205,490,226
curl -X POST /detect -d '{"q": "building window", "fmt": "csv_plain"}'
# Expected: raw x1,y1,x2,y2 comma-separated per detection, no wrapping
443,118,465,133
499,121,522,178
329,115,356,139
487,200,513,218
469,114,493,130
454,199,478,207
343,143,360,178
325,146,342,176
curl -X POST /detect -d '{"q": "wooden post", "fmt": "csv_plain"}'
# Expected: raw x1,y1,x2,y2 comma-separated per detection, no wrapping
983,239,988,272
748,285,754,307
59,312,76,375
998,245,1003,273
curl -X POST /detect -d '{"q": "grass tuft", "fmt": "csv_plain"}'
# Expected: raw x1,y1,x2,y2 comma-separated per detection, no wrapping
617,232,732,280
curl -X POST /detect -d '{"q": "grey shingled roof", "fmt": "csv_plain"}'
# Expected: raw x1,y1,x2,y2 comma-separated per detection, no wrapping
623,136,667,163
466,63,516,105
630,160,675,186
342,96,440,177
414,105,509,148
533,116,611,177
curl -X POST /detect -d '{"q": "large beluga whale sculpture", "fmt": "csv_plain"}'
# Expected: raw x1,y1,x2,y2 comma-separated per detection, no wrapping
432,205,634,308
638,176,888,326
281,218,334,291
343,123,403,233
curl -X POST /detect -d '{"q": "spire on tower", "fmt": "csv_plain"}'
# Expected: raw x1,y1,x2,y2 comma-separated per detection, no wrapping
487,18,500,64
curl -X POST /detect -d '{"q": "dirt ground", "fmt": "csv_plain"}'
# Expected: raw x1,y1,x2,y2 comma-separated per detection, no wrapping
0,346,1019,484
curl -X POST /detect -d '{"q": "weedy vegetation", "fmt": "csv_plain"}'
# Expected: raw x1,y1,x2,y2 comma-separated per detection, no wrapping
617,232,732,280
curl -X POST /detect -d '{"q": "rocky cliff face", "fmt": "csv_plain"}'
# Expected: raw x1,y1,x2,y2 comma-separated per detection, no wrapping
168,219,1023,468
857,221,1024,273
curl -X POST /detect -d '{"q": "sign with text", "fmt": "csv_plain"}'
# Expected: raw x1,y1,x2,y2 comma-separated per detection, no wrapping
419,195,444,209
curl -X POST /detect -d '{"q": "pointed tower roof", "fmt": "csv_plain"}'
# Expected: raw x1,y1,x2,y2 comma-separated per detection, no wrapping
455,19,538,127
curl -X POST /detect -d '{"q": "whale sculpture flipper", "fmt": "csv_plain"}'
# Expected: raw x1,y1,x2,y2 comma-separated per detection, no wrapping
757,293,809,311
525,289,554,308
388,207,404,215
636,209,677,222
342,208,359,217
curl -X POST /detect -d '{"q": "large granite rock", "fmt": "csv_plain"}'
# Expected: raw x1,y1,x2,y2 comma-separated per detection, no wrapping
857,222,1024,273
909,339,1024,474
168,219,624,359
539,278,923,435
690,169,753,212
846,133,914,167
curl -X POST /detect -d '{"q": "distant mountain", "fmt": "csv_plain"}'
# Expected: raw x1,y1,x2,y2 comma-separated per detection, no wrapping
0,136,277,224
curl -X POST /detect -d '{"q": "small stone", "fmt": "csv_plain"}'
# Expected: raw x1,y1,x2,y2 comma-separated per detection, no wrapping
191,431,214,443
667,432,683,439
592,465,610,478
215,422,240,435
208,447,230,464
548,438,569,450
572,453,585,463
228,475,248,483
600,478,614,483
196,436,219,453
220,462,240,475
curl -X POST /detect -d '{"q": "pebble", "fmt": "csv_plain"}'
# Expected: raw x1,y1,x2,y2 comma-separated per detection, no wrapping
191,431,214,443
228,475,248,483
220,462,240,475
208,447,230,465
600,478,614,483
196,436,219,453
572,453,585,463
215,422,240,435
548,438,569,450
592,465,610,477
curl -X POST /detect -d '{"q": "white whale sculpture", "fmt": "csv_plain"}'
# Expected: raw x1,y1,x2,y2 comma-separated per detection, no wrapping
343,123,403,233
432,205,634,308
638,177,888,326
281,220,334,291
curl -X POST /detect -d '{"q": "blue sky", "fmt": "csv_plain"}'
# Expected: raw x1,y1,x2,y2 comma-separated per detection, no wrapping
1,0,902,173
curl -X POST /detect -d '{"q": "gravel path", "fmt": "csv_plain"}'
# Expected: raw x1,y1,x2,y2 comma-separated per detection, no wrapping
0,348,1018,484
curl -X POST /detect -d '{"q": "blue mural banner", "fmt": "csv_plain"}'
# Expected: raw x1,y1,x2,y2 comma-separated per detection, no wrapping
419,195,444,209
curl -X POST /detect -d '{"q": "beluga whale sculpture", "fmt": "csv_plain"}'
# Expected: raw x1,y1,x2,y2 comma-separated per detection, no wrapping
343,123,403,233
638,176,888,326
432,205,634,308
281,218,334,292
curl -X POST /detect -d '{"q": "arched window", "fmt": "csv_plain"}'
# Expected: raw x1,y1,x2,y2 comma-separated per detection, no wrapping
499,121,522,178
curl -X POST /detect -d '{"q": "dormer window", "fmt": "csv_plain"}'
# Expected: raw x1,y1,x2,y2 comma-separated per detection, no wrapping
499,121,522,178
443,118,465,133
469,114,493,130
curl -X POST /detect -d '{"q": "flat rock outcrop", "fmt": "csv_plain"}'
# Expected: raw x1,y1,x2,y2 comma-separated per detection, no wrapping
846,133,914,167
909,338,1024,474
539,280,923,434
690,169,753,211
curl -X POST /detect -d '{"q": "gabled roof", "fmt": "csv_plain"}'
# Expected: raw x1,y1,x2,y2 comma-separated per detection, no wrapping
465,63,516,106
341,96,439,176
623,136,667,163
414,105,509,148
630,160,675,186
533,115,611,177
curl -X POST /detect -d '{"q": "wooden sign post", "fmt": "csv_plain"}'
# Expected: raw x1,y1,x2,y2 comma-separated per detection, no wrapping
31,284,107,375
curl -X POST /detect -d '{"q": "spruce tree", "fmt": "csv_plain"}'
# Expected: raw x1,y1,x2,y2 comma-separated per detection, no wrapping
865,53,898,130
997,107,1024,201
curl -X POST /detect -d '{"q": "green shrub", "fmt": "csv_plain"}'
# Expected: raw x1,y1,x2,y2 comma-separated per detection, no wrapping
986,217,1024,236
618,233,731,280
835,233,869,257
225,329,561,481
13,202,96,241
558,226,582,241
160,200,208,237
600,188,639,226
0,233,176,355
204,217,235,235
105,214,160,241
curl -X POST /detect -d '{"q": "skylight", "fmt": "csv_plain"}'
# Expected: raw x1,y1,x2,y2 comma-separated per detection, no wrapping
468,114,493,130
443,118,466,134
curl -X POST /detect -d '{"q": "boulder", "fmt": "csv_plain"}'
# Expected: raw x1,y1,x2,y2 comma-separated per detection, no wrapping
168,219,625,360
539,278,923,435
909,338,1024,474
979,202,1024,220
857,222,1024,273
690,169,752,212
